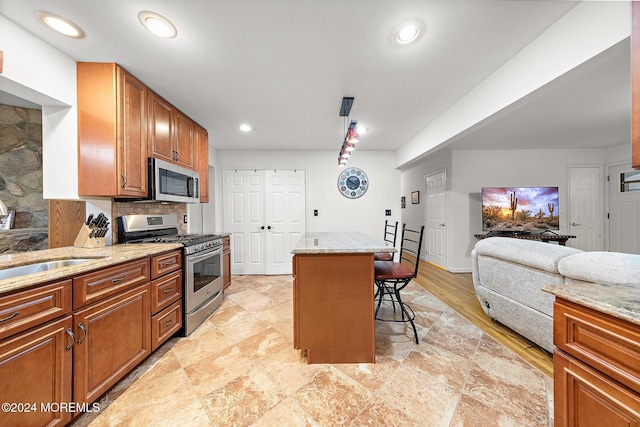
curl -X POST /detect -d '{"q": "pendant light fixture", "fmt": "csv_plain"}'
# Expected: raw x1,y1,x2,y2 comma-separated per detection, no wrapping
338,97,361,167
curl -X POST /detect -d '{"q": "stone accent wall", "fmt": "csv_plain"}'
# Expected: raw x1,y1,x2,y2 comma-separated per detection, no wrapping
0,104,47,253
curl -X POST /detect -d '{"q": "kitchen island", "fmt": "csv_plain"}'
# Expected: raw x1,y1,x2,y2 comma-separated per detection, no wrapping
291,232,396,364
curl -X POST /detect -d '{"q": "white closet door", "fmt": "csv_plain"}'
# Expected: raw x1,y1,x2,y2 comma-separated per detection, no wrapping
264,170,306,274
225,170,265,275
225,169,306,275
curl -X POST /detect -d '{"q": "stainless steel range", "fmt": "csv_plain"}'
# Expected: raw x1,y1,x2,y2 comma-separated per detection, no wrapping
118,214,223,335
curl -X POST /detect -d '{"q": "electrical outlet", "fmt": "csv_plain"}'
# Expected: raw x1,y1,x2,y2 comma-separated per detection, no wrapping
183,215,188,224
385,209,391,216
314,209,318,217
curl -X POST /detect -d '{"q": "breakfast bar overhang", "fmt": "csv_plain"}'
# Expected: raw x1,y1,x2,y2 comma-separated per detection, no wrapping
291,232,396,364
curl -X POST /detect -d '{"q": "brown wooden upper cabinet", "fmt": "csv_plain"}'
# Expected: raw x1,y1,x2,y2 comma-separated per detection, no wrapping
195,124,209,203
633,2,640,169
77,63,208,199
148,91,196,170
77,63,149,197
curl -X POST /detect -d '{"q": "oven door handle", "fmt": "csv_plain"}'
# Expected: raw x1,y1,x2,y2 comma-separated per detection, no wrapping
187,246,222,263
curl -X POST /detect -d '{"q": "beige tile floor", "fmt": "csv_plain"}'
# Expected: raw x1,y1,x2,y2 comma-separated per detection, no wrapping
72,275,554,427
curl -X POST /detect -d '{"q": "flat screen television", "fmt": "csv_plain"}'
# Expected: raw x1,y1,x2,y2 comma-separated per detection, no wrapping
482,187,559,233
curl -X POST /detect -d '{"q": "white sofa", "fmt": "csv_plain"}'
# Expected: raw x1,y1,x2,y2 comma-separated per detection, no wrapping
471,237,640,352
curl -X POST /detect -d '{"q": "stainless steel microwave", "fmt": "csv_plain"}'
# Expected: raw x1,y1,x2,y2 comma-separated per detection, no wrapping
149,157,200,203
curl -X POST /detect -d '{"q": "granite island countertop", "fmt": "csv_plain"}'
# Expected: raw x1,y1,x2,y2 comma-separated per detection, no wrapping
0,243,183,295
291,232,396,254
543,282,640,327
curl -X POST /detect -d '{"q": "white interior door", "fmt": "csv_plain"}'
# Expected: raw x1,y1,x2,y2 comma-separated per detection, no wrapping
568,166,603,251
609,163,640,254
264,170,306,274
425,170,446,268
225,169,306,275
225,170,265,275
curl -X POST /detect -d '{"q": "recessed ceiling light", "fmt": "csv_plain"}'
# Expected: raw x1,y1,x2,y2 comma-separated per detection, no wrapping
396,25,420,44
391,20,425,47
138,11,177,38
37,12,84,38
239,124,252,132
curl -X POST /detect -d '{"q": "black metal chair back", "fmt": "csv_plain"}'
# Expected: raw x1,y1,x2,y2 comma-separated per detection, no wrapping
383,220,399,247
398,224,425,278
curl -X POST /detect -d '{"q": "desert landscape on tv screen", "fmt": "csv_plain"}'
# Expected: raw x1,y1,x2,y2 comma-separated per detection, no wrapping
482,187,559,232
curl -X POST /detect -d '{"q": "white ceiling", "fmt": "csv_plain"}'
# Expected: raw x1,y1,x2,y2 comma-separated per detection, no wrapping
0,1,629,159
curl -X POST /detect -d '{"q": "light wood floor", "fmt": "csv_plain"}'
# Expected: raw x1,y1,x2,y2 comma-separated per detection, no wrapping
414,260,554,378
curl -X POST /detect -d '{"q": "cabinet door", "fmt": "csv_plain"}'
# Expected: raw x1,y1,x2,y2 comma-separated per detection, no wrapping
148,91,175,164
195,124,209,202
174,111,195,169
73,284,151,404
0,316,73,427
117,67,148,196
555,351,640,427
223,236,231,290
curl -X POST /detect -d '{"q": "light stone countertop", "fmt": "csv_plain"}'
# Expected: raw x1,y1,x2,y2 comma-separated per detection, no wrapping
291,232,397,254
543,282,640,326
0,243,183,295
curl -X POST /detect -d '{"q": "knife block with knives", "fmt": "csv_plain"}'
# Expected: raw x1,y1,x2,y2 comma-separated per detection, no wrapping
74,213,109,248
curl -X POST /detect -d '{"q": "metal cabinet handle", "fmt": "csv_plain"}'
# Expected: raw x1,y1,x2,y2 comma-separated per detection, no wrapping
121,173,127,188
66,328,75,351
77,323,87,345
164,320,174,328
267,226,272,230
438,223,445,227
260,226,265,230
161,260,175,267
111,274,129,284
0,311,19,322
571,222,582,227
163,288,174,294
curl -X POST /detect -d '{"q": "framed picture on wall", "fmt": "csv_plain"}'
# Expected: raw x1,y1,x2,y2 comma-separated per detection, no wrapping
411,191,420,204
401,196,406,209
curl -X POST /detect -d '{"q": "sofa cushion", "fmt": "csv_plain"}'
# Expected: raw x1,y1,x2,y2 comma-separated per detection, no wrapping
558,252,640,284
475,255,562,316
473,237,582,274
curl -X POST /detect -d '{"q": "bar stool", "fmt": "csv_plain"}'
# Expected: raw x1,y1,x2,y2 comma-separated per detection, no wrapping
374,220,399,261
374,224,425,344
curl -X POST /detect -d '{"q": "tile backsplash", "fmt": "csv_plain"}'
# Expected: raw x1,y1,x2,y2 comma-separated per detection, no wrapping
112,201,187,242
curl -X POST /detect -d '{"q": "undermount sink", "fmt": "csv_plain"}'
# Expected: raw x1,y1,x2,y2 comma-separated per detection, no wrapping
0,258,97,281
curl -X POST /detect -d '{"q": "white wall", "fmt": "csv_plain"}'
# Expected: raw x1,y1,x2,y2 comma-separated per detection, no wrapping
400,146,628,273
0,15,79,200
217,150,400,238
395,1,630,168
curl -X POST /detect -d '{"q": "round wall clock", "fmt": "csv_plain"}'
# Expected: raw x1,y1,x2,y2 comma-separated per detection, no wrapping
338,167,369,199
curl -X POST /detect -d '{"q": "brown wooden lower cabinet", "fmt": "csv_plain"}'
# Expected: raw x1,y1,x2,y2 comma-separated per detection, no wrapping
554,351,640,426
0,251,183,426
0,316,73,427
553,298,640,426
73,283,151,405
223,236,231,290
293,253,375,364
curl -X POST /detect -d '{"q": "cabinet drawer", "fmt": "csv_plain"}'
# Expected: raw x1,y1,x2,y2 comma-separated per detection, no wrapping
0,280,72,340
554,299,640,394
151,301,182,351
151,270,182,314
73,259,150,309
151,250,182,279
